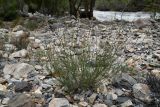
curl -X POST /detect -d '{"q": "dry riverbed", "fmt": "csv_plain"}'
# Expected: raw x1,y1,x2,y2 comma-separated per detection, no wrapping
0,14,160,107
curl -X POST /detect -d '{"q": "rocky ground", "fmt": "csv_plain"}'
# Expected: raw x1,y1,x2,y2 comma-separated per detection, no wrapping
0,13,160,107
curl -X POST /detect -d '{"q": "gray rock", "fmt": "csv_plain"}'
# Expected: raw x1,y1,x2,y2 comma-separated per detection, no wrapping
4,44,16,53
133,83,152,103
78,101,88,107
112,73,137,89
115,89,124,96
105,93,118,101
0,84,7,98
14,81,32,92
43,78,56,86
8,94,35,107
93,104,108,107
2,97,10,105
9,49,28,59
116,96,131,103
3,63,35,79
153,50,160,61
35,65,42,70
120,100,133,107
104,99,113,106
49,98,70,107
88,93,97,104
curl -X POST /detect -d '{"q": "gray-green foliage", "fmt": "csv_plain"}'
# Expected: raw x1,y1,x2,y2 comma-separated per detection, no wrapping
36,27,127,94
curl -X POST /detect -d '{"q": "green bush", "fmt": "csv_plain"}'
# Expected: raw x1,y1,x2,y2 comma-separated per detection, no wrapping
25,0,69,16
46,43,118,93
0,0,18,20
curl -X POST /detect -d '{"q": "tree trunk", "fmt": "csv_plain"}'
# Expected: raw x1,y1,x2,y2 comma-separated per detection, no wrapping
68,0,96,19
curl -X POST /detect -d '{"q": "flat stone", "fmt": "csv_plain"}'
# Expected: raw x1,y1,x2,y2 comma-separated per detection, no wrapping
9,49,28,59
8,94,35,107
3,63,35,79
78,101,88,107
2,97,10,105
120,100,133,107
88,93,97,104
112,73,137,90
49,98,70,107
93,104,108,107
115,89,124,96
14,81,32,92
105,93,118,100
133,83,152,103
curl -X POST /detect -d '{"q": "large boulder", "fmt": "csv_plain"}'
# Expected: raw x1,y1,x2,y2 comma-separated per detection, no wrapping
3,63,35,79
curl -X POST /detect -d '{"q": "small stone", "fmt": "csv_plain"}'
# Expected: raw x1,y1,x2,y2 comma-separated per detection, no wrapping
0,84,7,92
133,83,152,102
2,98,10,105
88,93,97,104
8,94,35,107
3,63,35,79
34,88,42,97
115,89,124,96
153,50,160,61
93,104,108,107
14,81,32,92
78,101,88,107
116,96,131,103
104,100,113,106
112,73,137,90
0,78,7,84
151,69,160,78
35,39,41,44
35,65,42,70
9,49,28,59
49,98,70,107
44,78,56,86
12,25,27,32
105,93,118,100
120,100,133,107
4,44,16,52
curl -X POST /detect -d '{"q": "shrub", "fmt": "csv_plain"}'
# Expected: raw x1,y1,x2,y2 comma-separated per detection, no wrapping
38,26,127,94
0,0,18,21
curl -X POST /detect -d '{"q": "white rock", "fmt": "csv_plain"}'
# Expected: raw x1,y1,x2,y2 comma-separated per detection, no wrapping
49,98,70,107
2,98,10,105
3,63,35,79
78,102,88,107
9,49,28,59
120,100,133,107
133,83,152,102
35,39,41,44
88,93,97,104
93,104,108,107
35,65,42,70
0,84,7,92
4,44,16,52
